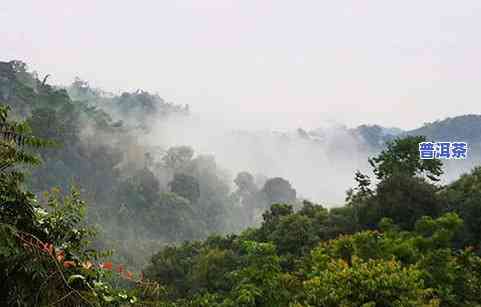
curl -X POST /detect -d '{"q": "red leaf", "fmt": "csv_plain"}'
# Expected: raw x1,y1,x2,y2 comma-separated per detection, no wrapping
56,250,65,262
100,262,113,270
125,271,133,280
63,261,76,269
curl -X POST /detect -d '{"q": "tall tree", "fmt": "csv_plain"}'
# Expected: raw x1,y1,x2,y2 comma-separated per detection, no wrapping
369,135,443,182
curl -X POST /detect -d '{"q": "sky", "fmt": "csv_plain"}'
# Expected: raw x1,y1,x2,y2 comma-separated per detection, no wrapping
2,1,481,131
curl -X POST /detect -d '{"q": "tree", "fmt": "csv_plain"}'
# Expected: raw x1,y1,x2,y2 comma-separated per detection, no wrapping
346,170,373,231
234,172,257,194
0,104,49,235
0,104,137,306
162,146,194,171
227,241,295,307
350,136,445,230
301,256,438,307
369,136,443,182
169,173,200,204
191,247,237,294
370,174,443,230
233,171,261,225
440,167,481,248
261,177,296,207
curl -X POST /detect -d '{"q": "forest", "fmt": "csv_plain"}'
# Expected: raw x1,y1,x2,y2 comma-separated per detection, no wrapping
1,60,481,306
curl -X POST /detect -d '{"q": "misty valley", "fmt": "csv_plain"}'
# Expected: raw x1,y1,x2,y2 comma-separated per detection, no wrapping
1,59,481,307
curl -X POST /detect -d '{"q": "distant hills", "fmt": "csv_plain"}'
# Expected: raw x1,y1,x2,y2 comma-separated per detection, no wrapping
2,59,480,203
407,114,481,144
307,115,481,152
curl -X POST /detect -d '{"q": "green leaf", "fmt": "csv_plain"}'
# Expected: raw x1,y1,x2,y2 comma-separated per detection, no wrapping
102,295,115,302
67,274,86,284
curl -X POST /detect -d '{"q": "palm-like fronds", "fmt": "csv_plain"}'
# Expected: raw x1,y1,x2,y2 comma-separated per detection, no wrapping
0,104,53,173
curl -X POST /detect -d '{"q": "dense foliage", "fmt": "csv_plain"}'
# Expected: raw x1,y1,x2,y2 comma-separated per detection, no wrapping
0,104,141,305
0,60,283,269
1,60,481,306
138,136,481,306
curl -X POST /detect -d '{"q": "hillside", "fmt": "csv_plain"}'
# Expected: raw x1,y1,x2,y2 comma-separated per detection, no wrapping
2,87,481,305
3,59,481,204
407,114,481,143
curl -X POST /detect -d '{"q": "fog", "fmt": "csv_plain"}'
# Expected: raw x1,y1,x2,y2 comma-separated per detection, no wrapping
3,1,481,131
3,2,481,296
137,107,480,205
130,110,361,204
4,2,481,203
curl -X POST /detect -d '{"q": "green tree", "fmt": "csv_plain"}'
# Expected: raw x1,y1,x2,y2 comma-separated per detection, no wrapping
0,104,137,306
351,136,445,230
227,241,295,307
163,146,194,171
261,177,296,207
300,256,438,307
371,174,443,230
169,173,200,204
368,136,443,182
440,166,481,248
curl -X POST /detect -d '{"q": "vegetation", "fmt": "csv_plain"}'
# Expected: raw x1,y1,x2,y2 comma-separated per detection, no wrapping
1,60,481,306
0,104,140,305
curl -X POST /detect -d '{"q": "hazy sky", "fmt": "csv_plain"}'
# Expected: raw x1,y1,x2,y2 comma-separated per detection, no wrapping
2,1,481,130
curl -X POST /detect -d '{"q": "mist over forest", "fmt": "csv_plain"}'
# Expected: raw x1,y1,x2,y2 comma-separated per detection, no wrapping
4,1,481,305
2,60,481,251
2,58,481,306
16,61,480,205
